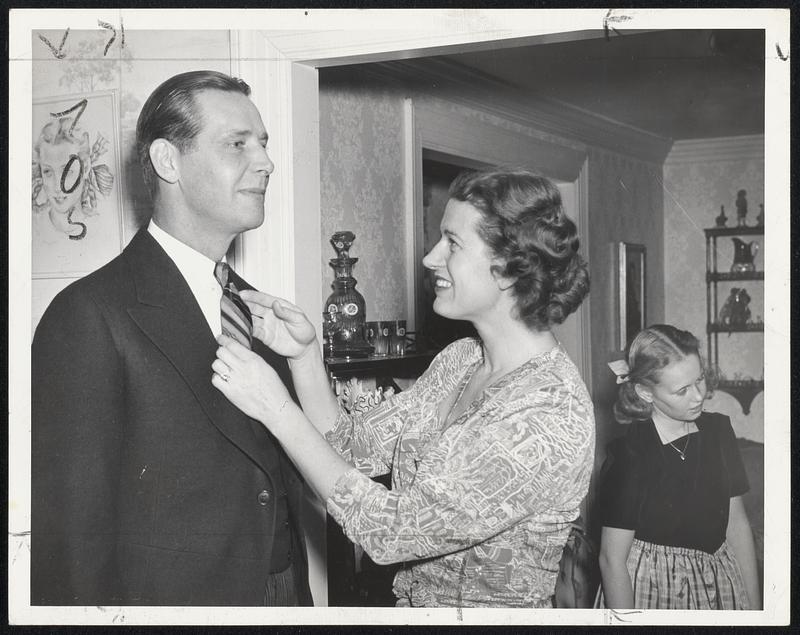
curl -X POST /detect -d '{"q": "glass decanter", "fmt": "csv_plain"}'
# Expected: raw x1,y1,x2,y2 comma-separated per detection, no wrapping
323,231,373,358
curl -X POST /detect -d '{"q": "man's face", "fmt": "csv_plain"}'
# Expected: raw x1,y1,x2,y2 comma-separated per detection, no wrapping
175,89,273,241
38,140,87,217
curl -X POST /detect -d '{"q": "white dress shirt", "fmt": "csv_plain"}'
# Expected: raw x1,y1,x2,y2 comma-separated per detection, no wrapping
147,219,223,337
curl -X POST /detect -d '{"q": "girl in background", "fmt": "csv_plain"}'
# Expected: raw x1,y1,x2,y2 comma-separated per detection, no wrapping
597,324,760,610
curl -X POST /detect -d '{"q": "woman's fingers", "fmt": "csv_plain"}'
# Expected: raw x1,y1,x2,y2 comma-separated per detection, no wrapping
271,299,309,324
216,333,252,363
240,290,297,316
211,358,230,379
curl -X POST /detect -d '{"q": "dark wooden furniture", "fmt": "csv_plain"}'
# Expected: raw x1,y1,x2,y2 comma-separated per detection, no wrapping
704,225,764,414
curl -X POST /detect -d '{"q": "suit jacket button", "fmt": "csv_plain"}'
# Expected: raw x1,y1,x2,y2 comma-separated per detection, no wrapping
257,489,271,506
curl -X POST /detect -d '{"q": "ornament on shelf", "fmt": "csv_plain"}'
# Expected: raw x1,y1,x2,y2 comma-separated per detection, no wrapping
735,189,748,227
718,287,751,329
715,205,728,227
730,237,759,273
756,203,764,226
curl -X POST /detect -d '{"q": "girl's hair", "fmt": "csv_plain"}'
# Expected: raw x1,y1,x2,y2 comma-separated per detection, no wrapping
613,324,713,424
448,167,589,330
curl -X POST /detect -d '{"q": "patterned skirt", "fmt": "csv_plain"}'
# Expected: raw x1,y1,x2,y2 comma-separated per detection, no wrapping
597,539,750,610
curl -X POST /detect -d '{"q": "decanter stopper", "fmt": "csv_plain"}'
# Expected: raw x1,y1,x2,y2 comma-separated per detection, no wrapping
331,231,355,260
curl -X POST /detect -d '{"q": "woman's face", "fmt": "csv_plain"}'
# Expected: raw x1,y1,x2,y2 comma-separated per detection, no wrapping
422,199,504,324
640,353,707,423
38,140,87,216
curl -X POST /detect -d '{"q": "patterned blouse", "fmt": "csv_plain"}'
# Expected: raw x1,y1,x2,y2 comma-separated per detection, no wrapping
325,338,595,607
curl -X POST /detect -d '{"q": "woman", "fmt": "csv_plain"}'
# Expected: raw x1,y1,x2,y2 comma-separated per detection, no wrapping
213,167,594,607
597,325,761,610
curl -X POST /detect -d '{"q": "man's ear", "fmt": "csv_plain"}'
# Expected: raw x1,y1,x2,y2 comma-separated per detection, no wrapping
148,139,180,184
634,383,653,403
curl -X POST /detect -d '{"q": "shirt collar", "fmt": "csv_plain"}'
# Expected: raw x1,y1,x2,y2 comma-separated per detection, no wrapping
147,218,220,281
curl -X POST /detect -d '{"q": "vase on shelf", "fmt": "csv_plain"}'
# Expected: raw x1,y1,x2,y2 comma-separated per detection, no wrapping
730,237,759,273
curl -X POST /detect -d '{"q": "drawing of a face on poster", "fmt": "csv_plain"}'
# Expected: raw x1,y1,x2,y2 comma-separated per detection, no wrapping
32,92,123,276
32,116,114,240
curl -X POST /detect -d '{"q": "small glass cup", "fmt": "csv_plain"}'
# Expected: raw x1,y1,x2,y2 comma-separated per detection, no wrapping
365,321,378,353
390,319,407,356
369,320,390,356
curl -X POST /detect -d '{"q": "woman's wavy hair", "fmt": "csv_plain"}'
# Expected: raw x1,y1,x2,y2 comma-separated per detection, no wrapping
448,166,589,330
613,324,717,424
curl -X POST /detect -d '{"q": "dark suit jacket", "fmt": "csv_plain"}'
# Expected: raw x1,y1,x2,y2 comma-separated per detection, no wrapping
31,228,313,606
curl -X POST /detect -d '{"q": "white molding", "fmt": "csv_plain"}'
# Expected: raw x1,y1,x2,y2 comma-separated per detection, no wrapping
261,18,614,66
403,98,417,332
232,31,297,302
413,97,587,182
665,135,765,165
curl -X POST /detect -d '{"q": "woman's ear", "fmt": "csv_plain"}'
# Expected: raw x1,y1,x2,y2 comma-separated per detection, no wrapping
492,261,517,291
496,275,517,292
633,382,653,403
148,138,180,185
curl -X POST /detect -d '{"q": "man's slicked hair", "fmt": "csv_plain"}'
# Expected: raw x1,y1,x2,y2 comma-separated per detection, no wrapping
135,70,251,197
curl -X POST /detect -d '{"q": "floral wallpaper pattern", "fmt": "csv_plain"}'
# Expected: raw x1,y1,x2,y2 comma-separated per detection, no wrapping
318,80,406,323
663,139,764,442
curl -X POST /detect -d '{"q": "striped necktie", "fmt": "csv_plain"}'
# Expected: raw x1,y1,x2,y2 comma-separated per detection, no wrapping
214,262,253,349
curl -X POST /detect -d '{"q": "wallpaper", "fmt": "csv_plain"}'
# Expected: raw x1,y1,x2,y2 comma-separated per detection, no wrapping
318,79,407,324
663,139,764,442
584,148,667,466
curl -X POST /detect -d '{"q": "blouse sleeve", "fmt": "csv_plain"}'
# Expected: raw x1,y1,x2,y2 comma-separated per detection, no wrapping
598,436,640,531
324,390,414,478
325,376,595,566
716,414,750,497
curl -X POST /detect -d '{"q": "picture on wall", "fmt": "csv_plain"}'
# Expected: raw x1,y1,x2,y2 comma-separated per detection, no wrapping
32,90,123,277
618,241,646,350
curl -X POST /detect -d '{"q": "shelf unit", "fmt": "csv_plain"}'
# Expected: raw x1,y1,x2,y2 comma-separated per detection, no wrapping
704,225,764,414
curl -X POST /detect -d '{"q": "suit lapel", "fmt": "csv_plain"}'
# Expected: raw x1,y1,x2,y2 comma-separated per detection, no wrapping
123,229,271,475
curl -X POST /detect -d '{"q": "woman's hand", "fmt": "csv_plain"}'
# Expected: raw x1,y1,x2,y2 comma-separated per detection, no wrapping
212,334,296,427
240,290,317,361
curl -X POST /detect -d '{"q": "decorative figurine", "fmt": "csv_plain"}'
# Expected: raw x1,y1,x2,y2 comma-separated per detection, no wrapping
735,189,748,227
718,287,751,329
730,237,759,273
715,205,728,227
323,230,373,358
756,203,764,226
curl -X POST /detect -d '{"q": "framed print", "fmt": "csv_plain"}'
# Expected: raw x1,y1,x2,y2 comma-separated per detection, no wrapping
618,241,646,350
32,90,123,277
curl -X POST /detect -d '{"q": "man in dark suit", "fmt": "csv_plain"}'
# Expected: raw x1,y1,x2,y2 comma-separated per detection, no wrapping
31,70,313,606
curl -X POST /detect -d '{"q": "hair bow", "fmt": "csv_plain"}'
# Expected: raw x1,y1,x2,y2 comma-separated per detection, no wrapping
607,359,631,384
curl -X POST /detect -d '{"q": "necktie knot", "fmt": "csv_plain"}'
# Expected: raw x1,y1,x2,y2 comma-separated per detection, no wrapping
214,261,230,288
214,262,252,349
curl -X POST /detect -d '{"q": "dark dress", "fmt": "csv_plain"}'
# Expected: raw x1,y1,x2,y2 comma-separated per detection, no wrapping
597,411,751,609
